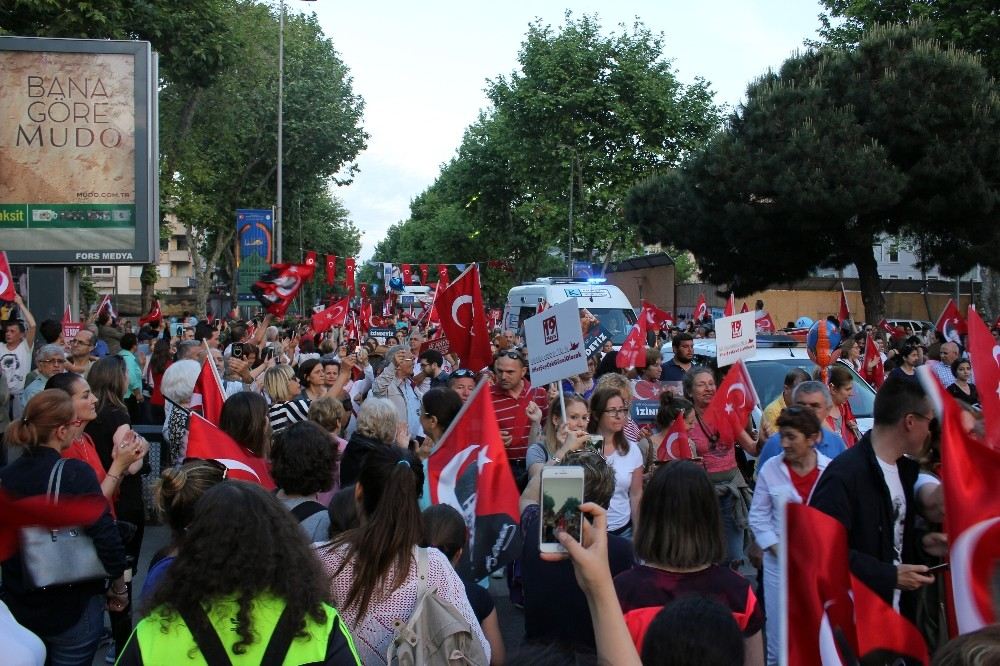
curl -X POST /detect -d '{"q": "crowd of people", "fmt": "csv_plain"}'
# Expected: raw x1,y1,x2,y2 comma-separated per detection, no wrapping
0,297,998,666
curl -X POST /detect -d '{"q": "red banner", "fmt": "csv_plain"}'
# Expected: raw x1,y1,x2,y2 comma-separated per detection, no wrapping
420,264,429,285
325,254,337,286
402,263,412,285
345,257,356,298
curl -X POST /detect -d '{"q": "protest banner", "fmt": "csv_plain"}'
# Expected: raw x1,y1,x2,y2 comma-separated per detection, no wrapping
419,337,450,356
716,311,756,368
523,298,588,387
583,326,611,359
366,327,395,345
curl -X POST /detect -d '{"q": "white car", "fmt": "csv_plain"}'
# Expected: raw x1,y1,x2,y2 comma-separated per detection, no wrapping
663,335,876,433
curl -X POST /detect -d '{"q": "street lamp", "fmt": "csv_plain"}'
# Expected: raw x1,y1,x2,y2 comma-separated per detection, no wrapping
277,0,316,264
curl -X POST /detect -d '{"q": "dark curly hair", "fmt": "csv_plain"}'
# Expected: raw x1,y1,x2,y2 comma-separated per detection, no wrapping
141,481,330,654
271,421,336,496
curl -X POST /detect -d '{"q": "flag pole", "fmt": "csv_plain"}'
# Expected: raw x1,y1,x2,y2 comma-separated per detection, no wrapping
557,382,567,447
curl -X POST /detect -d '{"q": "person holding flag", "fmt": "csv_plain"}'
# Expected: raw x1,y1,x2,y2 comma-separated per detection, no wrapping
1,292,36,419
748,407,832,664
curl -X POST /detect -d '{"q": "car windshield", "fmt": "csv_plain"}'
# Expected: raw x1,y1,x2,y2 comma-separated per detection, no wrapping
587,308,639,345
745,358,876,419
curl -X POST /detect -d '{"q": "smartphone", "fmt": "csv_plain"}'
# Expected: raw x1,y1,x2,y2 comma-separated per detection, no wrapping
261,346,274,361
231,342,245,359
539,466,585,553
925,562,950,573
585,434,604,456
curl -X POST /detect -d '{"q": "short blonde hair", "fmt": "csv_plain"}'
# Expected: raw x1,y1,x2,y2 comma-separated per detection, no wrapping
263,364,296,403
355,397,398,443
596,371,630,399
309,395,346,433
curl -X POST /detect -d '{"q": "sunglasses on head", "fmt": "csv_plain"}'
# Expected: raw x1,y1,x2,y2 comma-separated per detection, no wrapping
451,369,477,379
496,350,523,360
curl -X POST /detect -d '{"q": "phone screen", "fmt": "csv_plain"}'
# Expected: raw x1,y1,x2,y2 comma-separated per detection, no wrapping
540,474,584,548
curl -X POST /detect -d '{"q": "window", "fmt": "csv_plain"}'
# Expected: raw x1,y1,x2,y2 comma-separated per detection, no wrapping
92,266,113,277
160,237,169,251
175,236,189,251
158,265,170,279
888,249,899,263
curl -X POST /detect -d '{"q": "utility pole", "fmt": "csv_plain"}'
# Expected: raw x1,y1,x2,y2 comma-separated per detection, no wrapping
275,0,284,264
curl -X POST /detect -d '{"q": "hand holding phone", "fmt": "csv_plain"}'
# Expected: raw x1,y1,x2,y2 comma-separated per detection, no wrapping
539,466,585,553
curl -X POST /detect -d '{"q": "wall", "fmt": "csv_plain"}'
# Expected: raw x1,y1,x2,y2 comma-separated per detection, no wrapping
605,264,676,310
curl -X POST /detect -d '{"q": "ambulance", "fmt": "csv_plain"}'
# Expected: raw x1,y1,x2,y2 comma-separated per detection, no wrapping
503,277,637,347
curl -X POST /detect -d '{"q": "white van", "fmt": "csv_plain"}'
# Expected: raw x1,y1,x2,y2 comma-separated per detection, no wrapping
503,277,637,347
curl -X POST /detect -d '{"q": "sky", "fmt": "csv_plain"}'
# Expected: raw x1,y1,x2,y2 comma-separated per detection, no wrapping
302,0,827,260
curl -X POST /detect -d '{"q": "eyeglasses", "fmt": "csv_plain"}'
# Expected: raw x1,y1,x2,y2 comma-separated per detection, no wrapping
908,412,938,431
602,408,628,417
40,358,66,365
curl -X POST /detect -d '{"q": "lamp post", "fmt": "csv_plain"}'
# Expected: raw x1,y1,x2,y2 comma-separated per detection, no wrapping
276,0,316,264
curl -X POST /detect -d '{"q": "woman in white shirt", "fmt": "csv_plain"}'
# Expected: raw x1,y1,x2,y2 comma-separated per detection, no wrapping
749,407,831,666
587,387,643,537
318,445,489,665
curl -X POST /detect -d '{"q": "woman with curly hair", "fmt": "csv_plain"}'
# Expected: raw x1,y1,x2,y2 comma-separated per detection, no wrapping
272,420,337,542
119,481,361,665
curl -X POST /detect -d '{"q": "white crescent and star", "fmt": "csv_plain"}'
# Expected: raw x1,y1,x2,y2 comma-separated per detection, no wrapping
665,432,680,459
452,295,473,329
0,272,9,296
726,382,747,408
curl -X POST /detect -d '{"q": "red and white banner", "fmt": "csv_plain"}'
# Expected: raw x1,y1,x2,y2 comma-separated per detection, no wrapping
419,264,429,285
702,360,757,443
694,293,707,321
325,254,337,286
345,257,356,298
616,316,647,369
436,265,492,372
61,304,81,342
0,251,16,301
402,263,412,285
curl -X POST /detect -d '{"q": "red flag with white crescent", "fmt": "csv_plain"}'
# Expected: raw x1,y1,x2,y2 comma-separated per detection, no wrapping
862,334,885,388
657,412,692,461
436,265,492,372
966,306,1000,448
702,360,757,443
0,251,16,301
694,293,707,321
251,262,309,318
420,264,429,285
138,298,162,326
192,351,226,426
641,300,673,328
755,312,776,334
345,257,356,298
186,412,275,489
437,264,450,288
427,380,522,579
616,317,647,369
935,298,966,345
311,297,350,333
402,263,412,285
325,255,337,286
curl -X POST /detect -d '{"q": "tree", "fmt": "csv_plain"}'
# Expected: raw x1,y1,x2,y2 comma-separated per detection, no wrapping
627,24,1000,323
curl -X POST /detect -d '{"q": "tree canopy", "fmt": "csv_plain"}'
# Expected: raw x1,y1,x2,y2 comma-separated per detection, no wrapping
374,12,720,300
626,23,1000,323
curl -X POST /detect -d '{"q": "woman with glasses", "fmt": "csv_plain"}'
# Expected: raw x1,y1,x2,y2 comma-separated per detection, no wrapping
749,407,830,665
684,367,758,568
0,390,129,666
525,393,590,480
587,387,644,537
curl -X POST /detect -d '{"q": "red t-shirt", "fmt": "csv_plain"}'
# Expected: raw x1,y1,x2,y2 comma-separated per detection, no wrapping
489,381,548,461
62,433,116,516
785,461,820,502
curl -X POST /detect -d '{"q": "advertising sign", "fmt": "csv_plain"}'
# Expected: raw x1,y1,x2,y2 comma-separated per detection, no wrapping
0,37,157,264
716,311,757,368
236,209,273,302
524,298,588,386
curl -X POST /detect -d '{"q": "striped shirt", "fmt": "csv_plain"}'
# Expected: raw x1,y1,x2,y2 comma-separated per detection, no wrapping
490,381,548,461
268,398,311,434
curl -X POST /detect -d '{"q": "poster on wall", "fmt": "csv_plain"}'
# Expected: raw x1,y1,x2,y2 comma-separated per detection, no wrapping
0,37,157,264
236,208,273,302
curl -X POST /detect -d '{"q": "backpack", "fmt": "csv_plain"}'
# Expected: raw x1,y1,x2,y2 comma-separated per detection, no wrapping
386,547,489,666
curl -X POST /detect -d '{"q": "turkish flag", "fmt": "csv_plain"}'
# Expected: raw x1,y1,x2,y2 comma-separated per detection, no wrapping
97,293,117,320
345,257,356,297
138,298,162,326
740,301,749,314
694,293,708,321
641,300,673,328
724,293,735,317
702,360,757,443
303,250,317,278
838,286,851,326
311,297,349,333
437,264,450,288
427,380,523,579
251,262,310,317
862,334,885,388
657,412,692,461
325,255,337,286
936,298,966,345
755,312,776,334
0,489,107,560
402,263,412,285
616,318,647,369
785,503,928,664
436,265,492,372
0,251,15,301
877,318,895,335
186,413,275,489
420,264,429,285
966,306,1000,448
929,372,1000,632
192,352,226,426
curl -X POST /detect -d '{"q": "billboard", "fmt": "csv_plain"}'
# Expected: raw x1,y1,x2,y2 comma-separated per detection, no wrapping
0,37,157,264
236,209,273,302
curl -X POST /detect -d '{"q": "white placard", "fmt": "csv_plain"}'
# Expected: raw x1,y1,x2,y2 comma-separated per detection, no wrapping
716,311,757,367
524,298,589,386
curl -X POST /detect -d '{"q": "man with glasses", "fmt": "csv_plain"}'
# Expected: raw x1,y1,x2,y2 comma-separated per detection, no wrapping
20,344,67,406
755,380,847,470
372,344,423,438
66,324,98,376
415,349,448,393
490,349,547,477
810,377,947,620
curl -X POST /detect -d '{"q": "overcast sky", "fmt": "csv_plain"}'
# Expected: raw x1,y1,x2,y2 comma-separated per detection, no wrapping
301,0,826,259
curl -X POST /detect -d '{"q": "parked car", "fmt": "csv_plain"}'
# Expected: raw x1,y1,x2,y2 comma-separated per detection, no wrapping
885,319,934,337
664,335,876,433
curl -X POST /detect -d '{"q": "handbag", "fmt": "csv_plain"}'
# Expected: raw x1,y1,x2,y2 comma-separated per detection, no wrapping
20,458,109,588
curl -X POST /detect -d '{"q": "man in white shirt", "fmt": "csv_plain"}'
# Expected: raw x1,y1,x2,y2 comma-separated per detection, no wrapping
1,294,36,420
